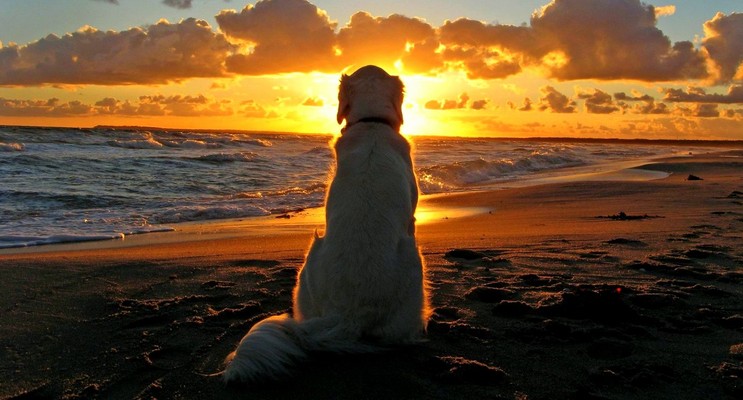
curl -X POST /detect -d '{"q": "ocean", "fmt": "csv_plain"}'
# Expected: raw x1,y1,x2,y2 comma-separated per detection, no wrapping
0,126,731,249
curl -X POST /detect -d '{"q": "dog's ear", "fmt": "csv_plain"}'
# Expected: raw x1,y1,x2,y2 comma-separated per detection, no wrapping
392,76,405,125
337,74,350,124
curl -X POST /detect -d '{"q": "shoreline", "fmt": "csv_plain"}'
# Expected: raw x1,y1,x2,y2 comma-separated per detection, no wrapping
0,150,702,256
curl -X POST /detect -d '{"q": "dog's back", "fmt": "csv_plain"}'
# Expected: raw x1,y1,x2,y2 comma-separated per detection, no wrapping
294,122,426,342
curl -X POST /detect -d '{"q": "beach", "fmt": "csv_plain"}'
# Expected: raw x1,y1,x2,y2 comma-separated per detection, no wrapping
1,151,742,399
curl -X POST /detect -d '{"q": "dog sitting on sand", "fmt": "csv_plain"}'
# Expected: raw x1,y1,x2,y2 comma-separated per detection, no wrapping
223,65,429,384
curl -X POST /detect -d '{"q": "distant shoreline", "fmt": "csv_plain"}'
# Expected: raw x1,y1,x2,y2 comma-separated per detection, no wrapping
2,123,743,147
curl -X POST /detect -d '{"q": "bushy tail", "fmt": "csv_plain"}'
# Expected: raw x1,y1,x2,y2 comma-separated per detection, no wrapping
222,313,374,384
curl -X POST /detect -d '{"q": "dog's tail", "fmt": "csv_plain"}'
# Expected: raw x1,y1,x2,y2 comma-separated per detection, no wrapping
222,313,373,384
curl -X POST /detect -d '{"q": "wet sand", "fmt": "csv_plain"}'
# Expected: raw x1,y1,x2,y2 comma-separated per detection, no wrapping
1,151,742,399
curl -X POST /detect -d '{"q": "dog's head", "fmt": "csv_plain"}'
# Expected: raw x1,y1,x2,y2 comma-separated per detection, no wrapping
336,65,404,130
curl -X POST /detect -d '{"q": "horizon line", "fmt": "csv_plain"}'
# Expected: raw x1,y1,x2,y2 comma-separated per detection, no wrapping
2,123,743,145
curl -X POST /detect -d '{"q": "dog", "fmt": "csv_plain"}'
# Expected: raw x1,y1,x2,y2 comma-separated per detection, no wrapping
222,65,429,384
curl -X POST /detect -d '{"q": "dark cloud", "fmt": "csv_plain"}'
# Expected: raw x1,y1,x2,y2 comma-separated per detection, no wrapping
471,99,488,110
723,108,743,118
538,86,575,113
614,92,655,102
635,101,669,115
702,12,743,83
694,104,720,118
530,0,707,81
0,98,93,116
0,18,233,85
0,95,236,117
663,85,743,104
514,98,533,111
424,93,486,110
578,89,619,114
162,0,192,9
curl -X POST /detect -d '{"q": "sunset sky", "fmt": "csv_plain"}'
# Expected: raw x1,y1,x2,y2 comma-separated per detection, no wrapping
0,0,741,139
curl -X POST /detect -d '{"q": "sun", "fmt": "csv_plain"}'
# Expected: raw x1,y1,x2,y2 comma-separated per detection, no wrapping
396,74,447,136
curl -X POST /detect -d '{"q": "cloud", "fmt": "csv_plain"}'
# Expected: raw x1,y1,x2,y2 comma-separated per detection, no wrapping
471,99,488,110
139,94,234,116
423,93,487,110
337,12,437,72
693,104,720,118
0,19,233,85
0,95,237,117
302,96,324,106
162,0,192,9
614,91,655,102
509,97,533,111
0,98,93,116
577,89,619,114
431,0,706,81
724,108,743,119
612,90,671,114
438,18,536,79
702,12,743,83
654,5,676,18
91,0,118,4
530,0,706,81
4,0,737,85
217,0,338,74
663,85,743,103
240,100,275,118
538,86,575,113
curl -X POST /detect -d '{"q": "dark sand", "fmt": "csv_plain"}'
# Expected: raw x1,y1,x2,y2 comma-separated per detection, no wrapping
1,152,742,399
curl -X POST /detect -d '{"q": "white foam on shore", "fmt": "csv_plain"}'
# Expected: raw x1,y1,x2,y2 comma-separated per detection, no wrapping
0,227,174,249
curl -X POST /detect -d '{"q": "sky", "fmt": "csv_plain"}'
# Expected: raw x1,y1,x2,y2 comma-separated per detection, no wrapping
0,0,742,139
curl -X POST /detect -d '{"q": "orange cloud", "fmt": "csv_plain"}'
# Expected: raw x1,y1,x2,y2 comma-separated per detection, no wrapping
217,0,338,74
438,19,535,79
654,5,676,18
139,95,234,116
2,0,740,87
301,97,324,106
702,12,743,83
0,18,233,86
337,12,436,72
240,100,275,118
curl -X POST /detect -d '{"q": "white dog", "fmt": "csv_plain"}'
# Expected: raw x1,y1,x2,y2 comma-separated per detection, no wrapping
223,65,429,384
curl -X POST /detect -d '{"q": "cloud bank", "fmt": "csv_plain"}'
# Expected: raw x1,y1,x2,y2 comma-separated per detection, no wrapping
0,18,233,85
1,0,741,87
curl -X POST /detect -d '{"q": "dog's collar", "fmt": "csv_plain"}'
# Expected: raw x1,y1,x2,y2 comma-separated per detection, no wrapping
342,117,398,134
